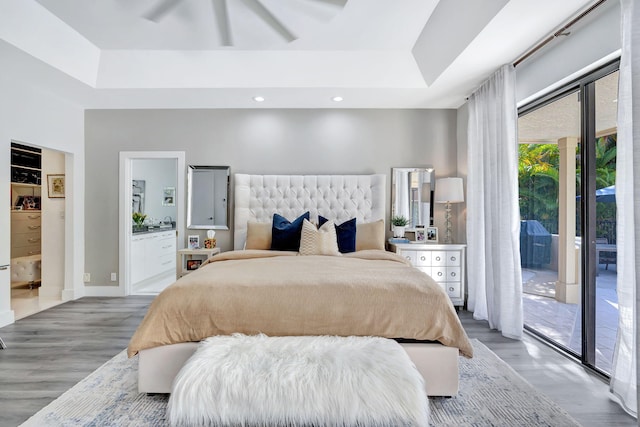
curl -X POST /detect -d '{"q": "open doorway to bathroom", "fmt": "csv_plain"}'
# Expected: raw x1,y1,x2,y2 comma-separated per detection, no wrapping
119,152,185,296
10,141,66,319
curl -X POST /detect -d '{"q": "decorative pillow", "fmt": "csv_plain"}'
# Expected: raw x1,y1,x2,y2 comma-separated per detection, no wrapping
299,219,340,256
319,216,356,253
271,212,310,251
356,219,385,251
245,221,272,250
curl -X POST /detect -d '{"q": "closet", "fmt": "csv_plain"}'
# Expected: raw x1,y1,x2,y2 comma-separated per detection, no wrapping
10,142,42,289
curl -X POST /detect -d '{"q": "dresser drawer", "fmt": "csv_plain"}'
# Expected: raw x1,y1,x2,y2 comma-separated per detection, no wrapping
12,232,41,248
443,282,462,299
12,246,41,258
430,251,447,266
399,250,416,265
12,220,41,233
415,251,431,266
445,252,461,266
446,266,461,282
431,266,447,282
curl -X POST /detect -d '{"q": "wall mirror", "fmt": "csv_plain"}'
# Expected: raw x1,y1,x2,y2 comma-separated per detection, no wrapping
391,167,435,229
187,165,230,229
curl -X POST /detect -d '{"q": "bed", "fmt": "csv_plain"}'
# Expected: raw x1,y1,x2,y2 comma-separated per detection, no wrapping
130,174,473,397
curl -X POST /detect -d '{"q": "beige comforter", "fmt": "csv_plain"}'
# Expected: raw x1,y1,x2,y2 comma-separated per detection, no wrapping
127,250,473,358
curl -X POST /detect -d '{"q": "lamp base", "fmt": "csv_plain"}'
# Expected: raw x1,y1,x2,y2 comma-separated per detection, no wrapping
444,202,453,244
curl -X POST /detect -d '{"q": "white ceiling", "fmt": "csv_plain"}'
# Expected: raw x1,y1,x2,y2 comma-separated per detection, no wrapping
0,0,599,109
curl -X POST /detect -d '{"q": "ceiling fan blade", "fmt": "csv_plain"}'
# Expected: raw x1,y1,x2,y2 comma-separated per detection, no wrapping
241,0,297,42
212,0,232,46
143,0,185,22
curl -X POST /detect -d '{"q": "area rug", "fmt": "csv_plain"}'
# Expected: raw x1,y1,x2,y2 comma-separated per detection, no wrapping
20,339,581,427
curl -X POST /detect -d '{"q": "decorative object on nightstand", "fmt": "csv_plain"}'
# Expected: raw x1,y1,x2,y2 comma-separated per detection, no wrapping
204,230,216,249
434,177,464,244
188,235,200,249
391,215,409,238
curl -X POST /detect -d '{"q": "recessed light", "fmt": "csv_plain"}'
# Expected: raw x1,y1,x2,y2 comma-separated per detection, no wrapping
253,96,265,102
332,96,343,102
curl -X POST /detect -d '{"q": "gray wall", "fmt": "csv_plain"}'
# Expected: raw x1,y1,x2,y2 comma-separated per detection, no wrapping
85,109,458,286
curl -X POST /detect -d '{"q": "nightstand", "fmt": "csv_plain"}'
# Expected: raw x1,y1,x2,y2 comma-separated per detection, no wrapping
176,248,221,279
388,243,466,308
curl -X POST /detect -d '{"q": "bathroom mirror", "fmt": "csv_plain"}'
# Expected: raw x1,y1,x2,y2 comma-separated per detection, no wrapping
391,167,435,229
187,165,230,229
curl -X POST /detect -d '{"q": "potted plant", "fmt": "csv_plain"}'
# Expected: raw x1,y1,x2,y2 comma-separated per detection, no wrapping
391,215,409,238
132,212,147,232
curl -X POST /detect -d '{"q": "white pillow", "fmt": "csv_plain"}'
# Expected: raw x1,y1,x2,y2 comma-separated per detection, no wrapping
299,219,341,256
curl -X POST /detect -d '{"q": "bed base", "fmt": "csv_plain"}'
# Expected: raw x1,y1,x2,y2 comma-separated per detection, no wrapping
138,341,459,397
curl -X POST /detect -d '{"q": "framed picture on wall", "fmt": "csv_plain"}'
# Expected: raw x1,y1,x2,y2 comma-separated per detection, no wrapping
163,187,175,206
47,174,65,198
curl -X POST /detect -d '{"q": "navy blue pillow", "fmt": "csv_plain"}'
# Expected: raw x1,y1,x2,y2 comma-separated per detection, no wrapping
270,212,310,251
319,216,356,253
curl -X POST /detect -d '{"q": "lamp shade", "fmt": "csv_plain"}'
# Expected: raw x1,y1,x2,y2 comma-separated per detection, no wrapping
434,177,464,203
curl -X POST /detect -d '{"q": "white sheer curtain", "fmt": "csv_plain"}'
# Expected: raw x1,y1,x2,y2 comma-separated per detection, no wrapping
466,64,523,340
610,0,638,417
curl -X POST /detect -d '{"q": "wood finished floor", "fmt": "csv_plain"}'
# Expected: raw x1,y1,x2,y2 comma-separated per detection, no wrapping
0,297,636,427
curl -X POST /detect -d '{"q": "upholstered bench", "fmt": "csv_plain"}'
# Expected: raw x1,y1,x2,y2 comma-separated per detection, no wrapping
167,334,429,427
10,255,41,289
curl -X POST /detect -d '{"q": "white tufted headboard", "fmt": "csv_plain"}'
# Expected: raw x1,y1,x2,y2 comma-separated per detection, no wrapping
234,174,385,250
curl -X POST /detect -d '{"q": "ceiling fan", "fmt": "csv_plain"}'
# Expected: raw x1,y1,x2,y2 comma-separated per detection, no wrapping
143,0,347,47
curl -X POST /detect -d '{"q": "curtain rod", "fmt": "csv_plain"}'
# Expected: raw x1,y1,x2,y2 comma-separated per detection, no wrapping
513,0,608,67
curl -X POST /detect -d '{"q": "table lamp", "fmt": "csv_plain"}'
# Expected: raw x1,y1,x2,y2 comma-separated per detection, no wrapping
434,177,464,244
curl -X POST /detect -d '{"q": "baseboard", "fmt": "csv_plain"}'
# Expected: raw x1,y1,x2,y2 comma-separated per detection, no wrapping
0,309,16,328
39,287,62,299
83,285,126,297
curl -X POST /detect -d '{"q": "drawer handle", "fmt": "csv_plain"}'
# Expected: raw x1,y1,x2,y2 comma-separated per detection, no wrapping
450,256,457,262
435,256,441,261
449,287,455,292
437,272,443,277
162,245,173,249
28,215,41,219
28,225,41,230
420,256,426,261
161,260,173,266
28,251,40,255
28,238,40,243
405,256,411,260
451,272,457,277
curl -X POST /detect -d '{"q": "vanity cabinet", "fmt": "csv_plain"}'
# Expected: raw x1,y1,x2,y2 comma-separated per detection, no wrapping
388,243,466,308
131,230,176,284
11,211,42,258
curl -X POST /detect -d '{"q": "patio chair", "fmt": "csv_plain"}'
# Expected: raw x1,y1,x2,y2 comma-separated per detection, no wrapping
596,237,616,270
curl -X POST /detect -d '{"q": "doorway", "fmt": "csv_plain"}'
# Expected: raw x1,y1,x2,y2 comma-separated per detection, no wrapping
10,142,66,319
518,62,619,375
119,152,185,296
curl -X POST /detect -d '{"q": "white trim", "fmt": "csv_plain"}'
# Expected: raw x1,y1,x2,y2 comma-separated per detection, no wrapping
0,309,15,328
119,152,185,296
83,285,126,297
517,50,621,107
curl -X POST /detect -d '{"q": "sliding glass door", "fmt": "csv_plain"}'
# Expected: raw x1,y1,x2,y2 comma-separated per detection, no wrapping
518,62,619,375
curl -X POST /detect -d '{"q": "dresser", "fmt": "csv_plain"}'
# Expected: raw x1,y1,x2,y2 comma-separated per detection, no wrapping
388,243,466,308
11,211,42,258
131,230,176,284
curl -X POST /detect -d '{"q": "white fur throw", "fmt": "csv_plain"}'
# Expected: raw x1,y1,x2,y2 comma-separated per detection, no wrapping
167,334,429,427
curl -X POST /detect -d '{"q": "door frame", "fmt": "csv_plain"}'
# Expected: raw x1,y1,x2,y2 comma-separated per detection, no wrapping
119,151,185,296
